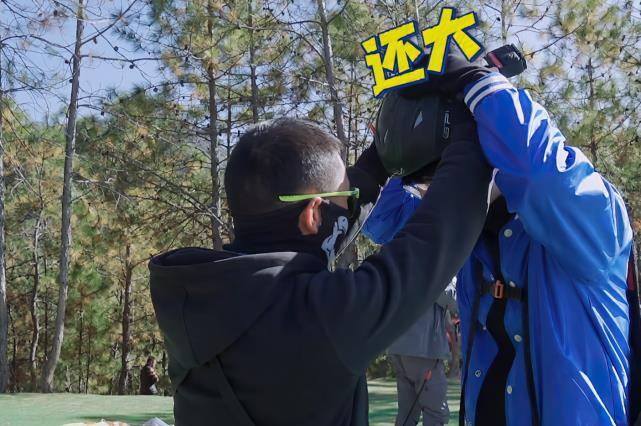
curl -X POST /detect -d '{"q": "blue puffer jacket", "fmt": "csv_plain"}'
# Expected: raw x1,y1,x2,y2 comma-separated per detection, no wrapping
364,73,633,425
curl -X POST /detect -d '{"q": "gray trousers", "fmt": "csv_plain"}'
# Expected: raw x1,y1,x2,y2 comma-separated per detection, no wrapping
390,355,449,426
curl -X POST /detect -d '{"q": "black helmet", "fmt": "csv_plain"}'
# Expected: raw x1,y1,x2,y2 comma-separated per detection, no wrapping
374,89,454,178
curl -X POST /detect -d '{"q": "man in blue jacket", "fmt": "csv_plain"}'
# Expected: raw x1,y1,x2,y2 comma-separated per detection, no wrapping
367,58,633,425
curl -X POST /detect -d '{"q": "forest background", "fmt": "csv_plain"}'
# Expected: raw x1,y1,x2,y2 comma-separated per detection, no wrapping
0,0,639,395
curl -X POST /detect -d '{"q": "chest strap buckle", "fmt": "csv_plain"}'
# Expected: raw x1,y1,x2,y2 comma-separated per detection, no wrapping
492,280,505,299
482,280,523,301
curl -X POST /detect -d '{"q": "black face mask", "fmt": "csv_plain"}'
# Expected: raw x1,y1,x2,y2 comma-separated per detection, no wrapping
227,198,367,269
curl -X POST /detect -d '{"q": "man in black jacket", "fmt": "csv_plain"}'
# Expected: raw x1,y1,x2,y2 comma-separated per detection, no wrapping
149,115,491,425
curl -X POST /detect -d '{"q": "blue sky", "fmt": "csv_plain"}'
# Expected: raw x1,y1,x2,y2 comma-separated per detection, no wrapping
3,0,558,123
4,0,164,121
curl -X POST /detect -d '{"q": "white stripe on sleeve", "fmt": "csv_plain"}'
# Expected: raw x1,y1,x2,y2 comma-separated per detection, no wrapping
464,73,510,105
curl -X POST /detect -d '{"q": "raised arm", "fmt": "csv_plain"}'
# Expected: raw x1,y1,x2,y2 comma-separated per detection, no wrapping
464,72,632,282
361,177,421,245
347,143,390,206
308,135,491,373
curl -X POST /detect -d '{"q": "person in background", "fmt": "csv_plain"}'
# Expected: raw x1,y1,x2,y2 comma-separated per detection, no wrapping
444,312,461,379
140,356,159,395
363,178,458,426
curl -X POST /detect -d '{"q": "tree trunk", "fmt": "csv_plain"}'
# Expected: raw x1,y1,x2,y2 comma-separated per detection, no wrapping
500,0,509,44
117,244,133,395
316,0,348,157
0,40,9,394
225,84,235,242
84,327,91,393
340,66,360,270
41,0,84,392
29,216,42,391
77,308,83,393
316,0,355,268
587,57,598,164
207,0,223,251
43,277,48,362
248,0,259,123
9,306,15,391
43,230,49,360
346,62,355,162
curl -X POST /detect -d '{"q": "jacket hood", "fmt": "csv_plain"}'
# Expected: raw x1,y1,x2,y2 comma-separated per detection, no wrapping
149,247,323,381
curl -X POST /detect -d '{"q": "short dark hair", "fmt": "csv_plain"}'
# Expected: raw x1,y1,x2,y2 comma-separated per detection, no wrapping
225,118,343,216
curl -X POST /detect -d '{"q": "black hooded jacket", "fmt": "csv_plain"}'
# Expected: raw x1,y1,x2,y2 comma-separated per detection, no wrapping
149,139,491,426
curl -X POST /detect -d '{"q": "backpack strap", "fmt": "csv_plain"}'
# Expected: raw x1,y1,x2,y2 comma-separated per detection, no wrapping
459,254,540,426
626,241,641,425
521,276,540,425
210,356,256,426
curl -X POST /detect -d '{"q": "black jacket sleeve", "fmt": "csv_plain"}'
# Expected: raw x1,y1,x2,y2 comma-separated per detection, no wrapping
347,143,390,205
307,138,491,374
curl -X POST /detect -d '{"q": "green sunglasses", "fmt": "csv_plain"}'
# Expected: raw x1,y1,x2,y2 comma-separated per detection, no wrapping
278,187,360,217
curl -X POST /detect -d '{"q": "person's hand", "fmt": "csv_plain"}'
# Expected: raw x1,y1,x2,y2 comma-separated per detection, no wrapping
397,51,492,98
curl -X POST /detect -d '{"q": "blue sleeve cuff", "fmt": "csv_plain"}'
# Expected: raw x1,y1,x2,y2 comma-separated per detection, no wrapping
463,72,513,114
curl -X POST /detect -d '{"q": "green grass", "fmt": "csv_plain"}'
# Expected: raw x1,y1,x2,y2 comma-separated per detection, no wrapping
0,393,174,426
368,379,461,425
0,380,461,426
